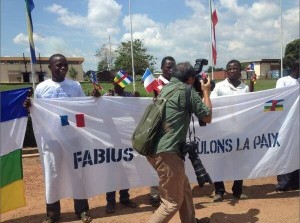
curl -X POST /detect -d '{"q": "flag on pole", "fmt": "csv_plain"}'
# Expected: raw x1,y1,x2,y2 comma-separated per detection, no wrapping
142,68,159,93
211,0,218,65
88,71,103,90
0,88,29,214
247,62,255,71
25,0,36,64
114,70,133,88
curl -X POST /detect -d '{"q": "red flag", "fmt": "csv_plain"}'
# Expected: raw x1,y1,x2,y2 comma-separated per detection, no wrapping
211,0,218,65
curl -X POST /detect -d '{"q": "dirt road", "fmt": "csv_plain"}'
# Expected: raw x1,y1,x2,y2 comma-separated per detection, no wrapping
1,156,299,223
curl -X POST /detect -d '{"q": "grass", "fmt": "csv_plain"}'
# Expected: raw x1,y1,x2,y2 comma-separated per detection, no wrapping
0,79,277,96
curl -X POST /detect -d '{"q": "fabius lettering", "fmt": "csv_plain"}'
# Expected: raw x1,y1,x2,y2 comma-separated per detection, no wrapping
73,147,134,169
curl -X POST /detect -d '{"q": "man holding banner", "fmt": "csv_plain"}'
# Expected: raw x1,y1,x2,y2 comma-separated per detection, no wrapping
104,80,138,214
24,54,100,223
210,59,249,202
275,58,300,191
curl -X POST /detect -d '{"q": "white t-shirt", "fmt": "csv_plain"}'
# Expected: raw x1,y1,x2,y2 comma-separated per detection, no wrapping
34,79,85,99
210,78,249,98
276,76,300,88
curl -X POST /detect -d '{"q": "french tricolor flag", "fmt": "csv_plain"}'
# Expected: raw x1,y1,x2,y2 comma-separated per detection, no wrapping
142,68,159,93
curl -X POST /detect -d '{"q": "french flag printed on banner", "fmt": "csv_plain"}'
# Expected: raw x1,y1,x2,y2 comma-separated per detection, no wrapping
142,68,159,93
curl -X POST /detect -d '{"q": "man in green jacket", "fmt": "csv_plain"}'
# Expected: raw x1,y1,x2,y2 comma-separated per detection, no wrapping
146,62,212,223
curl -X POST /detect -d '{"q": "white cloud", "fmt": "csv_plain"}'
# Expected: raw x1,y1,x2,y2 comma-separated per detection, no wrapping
123,14,157,32
46,4,86,26
12,0,298,71
45,0,121,37
13,33,28,45
13,33,46,45
249,2,279,20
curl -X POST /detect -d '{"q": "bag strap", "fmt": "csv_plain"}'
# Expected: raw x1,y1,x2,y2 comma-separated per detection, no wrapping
185,85,196,142
156,83,180,102
185,85,192,113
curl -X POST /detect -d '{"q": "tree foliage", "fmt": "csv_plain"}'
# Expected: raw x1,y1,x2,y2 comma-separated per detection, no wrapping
114,39,156,76
68,66,78,80
97,60,109,72
283,39,299,69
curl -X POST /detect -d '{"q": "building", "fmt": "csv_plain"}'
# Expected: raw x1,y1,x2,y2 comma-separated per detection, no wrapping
212,71,226,80
0,56,85,83
242,59,281,79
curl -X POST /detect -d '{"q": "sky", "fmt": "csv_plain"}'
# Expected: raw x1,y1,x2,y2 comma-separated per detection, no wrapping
1,0,299,73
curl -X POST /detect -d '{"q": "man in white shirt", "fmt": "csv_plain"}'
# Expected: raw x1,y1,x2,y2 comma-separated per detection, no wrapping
24,54,100,223
210,59,249,202
276,61,300,88
275,58,300,191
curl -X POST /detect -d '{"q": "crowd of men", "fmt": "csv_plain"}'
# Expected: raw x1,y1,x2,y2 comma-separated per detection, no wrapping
23,54,299,223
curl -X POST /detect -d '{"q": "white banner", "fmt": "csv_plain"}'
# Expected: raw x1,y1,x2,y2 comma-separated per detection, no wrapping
31,85,299,203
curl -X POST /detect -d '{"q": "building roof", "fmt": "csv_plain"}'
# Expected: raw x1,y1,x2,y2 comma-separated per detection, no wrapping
242,59,280,63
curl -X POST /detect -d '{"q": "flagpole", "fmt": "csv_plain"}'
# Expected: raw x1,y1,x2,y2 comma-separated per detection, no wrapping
129,0,136,92
25,0,36,90
280,0,283,78
209,0,214,80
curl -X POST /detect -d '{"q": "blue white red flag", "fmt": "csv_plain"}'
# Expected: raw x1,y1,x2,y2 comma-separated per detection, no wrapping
142,68,159,93
89,71,102,90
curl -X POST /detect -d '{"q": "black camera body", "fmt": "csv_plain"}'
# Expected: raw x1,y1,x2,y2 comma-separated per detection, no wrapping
193,59,215,126
193,59,208,93
182,141,213,188
194,58,216,93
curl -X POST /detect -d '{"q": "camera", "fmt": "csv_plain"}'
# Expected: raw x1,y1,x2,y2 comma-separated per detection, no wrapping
193,58,216,93
193,59,215,126
193,59,208,93
182,141,213,188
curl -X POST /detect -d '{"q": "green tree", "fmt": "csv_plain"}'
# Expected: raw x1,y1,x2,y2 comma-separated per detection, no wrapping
114,39,156,76
68,66,78,80
241,62,248,70
97,60,109,72
283,39,300,69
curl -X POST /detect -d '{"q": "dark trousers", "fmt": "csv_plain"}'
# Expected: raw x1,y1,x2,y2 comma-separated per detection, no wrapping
277,169,300,190
46,199,89,220
214,180,243,196
106,189,130,203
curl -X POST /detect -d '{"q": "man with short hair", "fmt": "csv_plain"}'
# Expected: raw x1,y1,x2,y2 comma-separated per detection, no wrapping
210,59,249,202
24,54,100,223
147,62,212,223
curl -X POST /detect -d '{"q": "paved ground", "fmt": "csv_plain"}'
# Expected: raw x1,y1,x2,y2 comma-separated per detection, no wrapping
1,156,300,223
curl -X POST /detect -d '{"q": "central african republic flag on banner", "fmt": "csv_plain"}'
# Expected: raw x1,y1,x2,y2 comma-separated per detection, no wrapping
0,88,29,213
